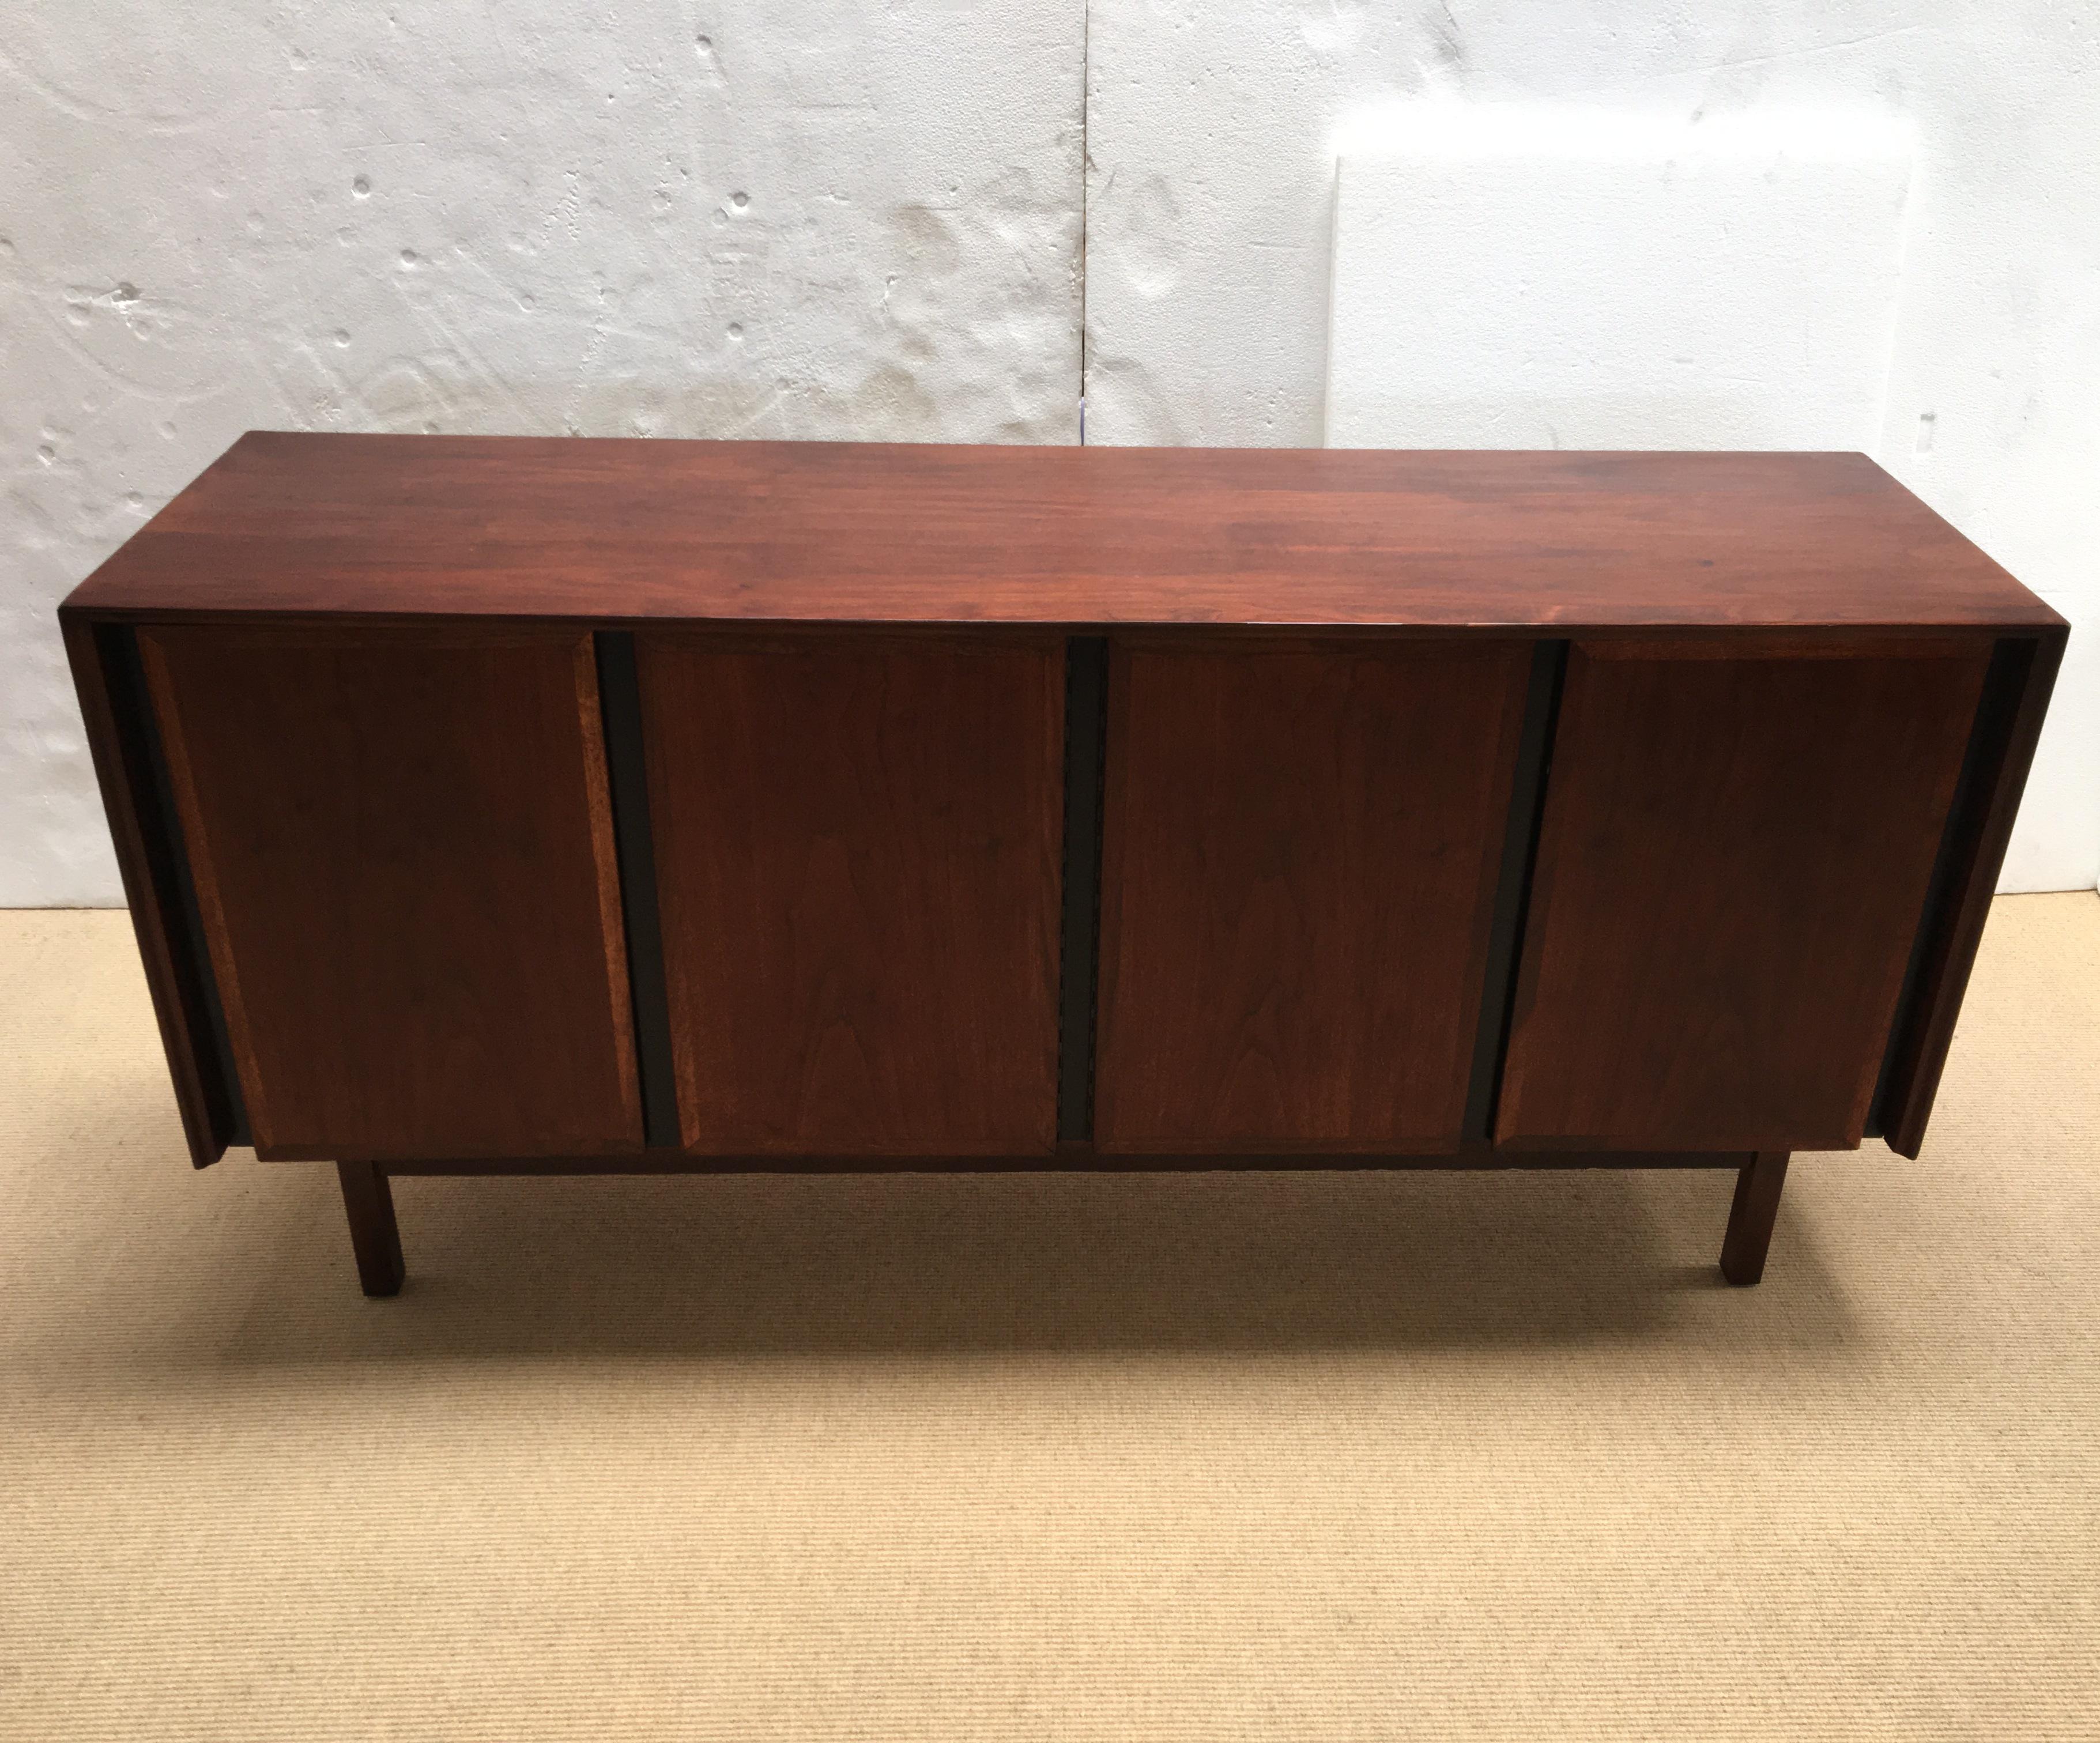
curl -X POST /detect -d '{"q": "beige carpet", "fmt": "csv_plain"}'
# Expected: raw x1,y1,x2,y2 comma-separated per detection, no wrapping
1,896,2096,1740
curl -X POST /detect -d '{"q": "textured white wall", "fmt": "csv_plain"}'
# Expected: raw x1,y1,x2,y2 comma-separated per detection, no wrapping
0,1,1082,904
1087,2,2100,892
1328,110,1916,450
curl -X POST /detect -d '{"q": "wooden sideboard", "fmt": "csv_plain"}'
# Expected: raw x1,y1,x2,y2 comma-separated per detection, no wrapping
60,435,2065,1296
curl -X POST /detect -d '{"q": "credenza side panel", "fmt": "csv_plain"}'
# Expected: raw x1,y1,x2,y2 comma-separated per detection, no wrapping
1496,636,1993,1153
639,631,1064,1156
1095,638,1530,1153
140,625,644,1159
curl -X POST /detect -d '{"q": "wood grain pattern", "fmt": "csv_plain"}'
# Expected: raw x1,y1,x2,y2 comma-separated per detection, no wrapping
140,626,643,1159
1096,639,1530,1152
65,433,2061,632
1496,639,1993,1152
639,632,1064,1155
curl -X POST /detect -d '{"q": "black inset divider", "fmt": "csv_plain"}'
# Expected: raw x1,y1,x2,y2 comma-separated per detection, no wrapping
1865,635,2028,1138
1461,639,1570,1147
1057,635,1110,1141
594,631,680,1148
100,624,250,1153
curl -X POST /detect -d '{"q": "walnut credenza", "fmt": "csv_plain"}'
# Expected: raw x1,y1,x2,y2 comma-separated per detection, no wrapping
60,435,2065,1295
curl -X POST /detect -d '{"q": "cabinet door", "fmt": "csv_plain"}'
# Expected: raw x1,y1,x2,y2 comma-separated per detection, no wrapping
639,632,1062,1155
141,626,643,1159
1496,637,1991,1152
1095,640,1530,1153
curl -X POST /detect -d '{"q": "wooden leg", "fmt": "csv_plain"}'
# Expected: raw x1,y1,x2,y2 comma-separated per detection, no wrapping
1720,1150,1789,1286
337,1161,405,1297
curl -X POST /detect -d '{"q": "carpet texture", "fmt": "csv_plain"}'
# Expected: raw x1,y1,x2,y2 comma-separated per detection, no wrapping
1,896,2096,1740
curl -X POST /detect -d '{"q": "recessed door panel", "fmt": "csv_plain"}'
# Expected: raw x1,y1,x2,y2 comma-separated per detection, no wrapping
1496,637,1991,1152
141,626,643,1159
1095,640,1530,1152
639,632,1062,1156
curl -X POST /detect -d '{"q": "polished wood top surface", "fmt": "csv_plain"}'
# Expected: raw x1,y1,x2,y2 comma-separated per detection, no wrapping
64,432,2061,631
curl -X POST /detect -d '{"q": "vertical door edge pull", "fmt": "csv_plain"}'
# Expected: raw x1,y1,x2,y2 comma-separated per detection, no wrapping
1057,635,1110,1142
1875,630,2063,1156
95,621,251,1159
1469,638,1569,1148
593,631,681,1149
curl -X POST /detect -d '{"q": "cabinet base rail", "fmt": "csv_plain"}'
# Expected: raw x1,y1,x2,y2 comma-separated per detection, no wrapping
331,1148,1792,1299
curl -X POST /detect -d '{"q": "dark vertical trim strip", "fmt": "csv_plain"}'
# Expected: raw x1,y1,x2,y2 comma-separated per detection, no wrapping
1461,639,1569,1148
91,621,248,1156
1877,629,2064,1157
594,631,680,1148
1865,640,2016,1138
1057,635,1110,1141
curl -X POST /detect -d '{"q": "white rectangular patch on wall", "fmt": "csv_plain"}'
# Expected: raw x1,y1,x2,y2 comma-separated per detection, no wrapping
1326,105,1915,451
